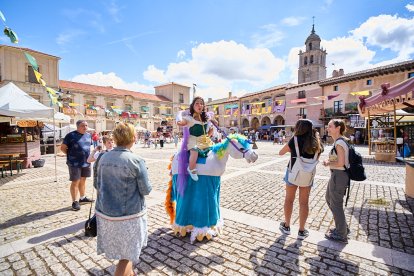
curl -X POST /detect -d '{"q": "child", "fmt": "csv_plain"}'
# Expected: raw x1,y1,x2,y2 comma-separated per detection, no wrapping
176,96,214,181
87,135,115,163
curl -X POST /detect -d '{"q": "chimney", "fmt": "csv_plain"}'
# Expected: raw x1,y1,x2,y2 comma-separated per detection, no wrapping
208,98,212,103
332,70,338,77
228,91,232,98
338,69,344,76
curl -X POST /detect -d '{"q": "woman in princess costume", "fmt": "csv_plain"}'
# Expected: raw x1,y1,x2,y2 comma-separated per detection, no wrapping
165,96,258,243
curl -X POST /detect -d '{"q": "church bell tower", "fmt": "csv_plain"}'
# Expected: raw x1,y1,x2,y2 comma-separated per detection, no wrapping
298,22,327,84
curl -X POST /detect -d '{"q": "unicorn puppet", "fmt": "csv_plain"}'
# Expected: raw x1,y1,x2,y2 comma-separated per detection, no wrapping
166,108,258,243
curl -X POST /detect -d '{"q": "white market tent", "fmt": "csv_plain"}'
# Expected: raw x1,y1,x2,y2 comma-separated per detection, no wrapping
0,82,54,118
0,82,58,181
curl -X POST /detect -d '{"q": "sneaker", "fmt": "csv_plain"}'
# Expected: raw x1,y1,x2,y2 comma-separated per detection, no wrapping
187,166,199,181
329,228,351,236
325,232,348,244
279,222,291,235
79,197,95,205
72,201,80,211
298,229,309,240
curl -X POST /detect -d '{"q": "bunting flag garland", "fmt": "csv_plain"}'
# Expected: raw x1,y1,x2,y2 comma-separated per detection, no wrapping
3,27,18,43
24,52,39,71
1,10,65,108
46,86,58,96
350,90,370,96
327,94,340,100
32,69,46,86
0,10,6,22
313,96,326,100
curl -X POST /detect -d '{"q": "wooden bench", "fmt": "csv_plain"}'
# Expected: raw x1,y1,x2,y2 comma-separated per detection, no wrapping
0,163,10,178
0,159,23,175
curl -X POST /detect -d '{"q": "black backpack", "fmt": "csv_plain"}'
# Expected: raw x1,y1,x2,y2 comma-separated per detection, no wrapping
333,138,366,181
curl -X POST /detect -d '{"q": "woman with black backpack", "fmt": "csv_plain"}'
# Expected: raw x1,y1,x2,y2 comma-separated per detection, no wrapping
323,119,350,243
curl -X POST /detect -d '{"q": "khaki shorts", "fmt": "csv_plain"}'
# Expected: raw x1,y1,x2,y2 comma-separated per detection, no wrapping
68,166,91,181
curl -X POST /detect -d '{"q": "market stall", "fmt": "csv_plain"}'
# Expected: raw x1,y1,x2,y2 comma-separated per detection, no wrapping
0,82,54,168
358,78,414,197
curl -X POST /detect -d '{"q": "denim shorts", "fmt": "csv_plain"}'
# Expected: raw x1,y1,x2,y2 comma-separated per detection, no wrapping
68,166,91,181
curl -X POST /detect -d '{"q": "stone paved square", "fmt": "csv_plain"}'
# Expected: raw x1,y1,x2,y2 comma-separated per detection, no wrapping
0,141,413,275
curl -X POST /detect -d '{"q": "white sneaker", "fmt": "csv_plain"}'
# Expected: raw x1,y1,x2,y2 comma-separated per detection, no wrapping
187,167,198,181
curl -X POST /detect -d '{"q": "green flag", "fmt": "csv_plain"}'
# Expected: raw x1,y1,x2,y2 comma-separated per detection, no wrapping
3,27,18,43
24,52,39,71
0,11,6,22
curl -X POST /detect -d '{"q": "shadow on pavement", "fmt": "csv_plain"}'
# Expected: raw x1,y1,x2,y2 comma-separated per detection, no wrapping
350,204,414,254
0,172,26,187
83,226,224,275
134,227,225,274
27,221,83,244
250,235,304,274
0,207,71,229
306,243,359,275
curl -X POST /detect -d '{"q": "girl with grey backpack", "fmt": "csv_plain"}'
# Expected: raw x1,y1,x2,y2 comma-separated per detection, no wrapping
279,119,323,239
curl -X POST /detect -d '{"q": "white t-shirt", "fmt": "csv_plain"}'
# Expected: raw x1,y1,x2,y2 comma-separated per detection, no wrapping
329,139,350,170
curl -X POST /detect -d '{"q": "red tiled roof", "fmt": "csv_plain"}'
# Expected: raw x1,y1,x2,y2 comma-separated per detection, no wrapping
59,80,171,102
0,44,60,59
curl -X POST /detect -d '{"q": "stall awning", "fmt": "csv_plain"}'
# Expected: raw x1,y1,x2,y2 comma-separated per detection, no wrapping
0,82,54,118
358,78,414,117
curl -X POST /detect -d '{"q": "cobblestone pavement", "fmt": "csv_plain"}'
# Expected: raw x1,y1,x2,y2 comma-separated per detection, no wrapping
0,140,413,275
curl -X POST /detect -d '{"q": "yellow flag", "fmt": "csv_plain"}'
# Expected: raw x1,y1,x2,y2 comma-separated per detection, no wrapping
350,90,370,96
51,96,58,104
57,101,63,108
33,69,46,86
69,103,79,107
46,87,57,96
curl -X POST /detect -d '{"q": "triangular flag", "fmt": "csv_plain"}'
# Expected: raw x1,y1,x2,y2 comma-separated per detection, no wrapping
46,87,58,96
33,69,42,82
3,27,18,43
24,52,39,71
0,10,6,22
33,69,46,86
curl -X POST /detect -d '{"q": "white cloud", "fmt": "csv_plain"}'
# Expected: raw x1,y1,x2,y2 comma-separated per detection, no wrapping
323,37,376,74
71,72,154,93
351,14,414,60
106,1,122,23
143,40,285,99
56,30,85,45
251,24,284,48
281,16,306,26
177,50,186,59
406,4,414,12
143,65,167,83
286,46,303,83
284,13,414,81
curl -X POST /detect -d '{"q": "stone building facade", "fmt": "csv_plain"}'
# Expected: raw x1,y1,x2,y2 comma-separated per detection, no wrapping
59,81,190,132
0,44,190,133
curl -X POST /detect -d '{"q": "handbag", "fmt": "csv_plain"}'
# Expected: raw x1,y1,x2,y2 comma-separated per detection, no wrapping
85,153,104,237
85,214,97,237
287,136,319,187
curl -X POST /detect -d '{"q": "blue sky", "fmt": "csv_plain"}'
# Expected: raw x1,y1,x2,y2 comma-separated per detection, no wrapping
2,0,414,99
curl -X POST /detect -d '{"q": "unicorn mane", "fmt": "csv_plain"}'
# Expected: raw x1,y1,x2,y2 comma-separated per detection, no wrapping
211,134,251,159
